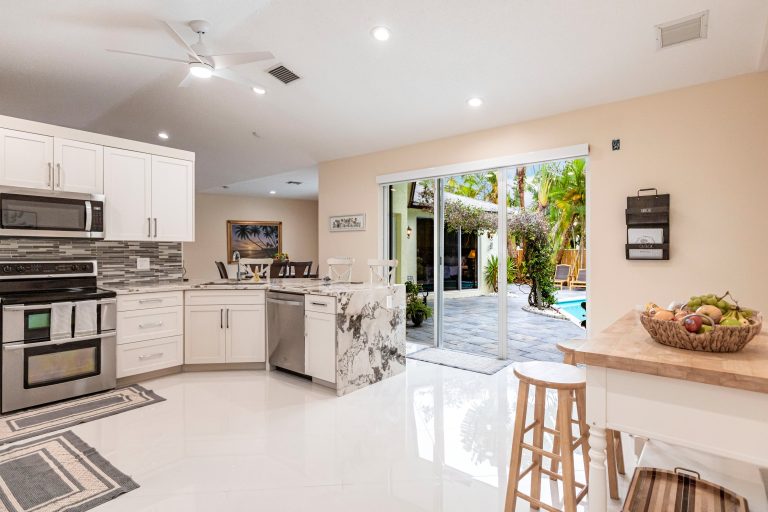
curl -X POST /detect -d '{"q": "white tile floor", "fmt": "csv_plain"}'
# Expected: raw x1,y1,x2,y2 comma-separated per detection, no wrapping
68,347,630,511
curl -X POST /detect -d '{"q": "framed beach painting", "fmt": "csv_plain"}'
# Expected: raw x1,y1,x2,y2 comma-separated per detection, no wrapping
329,213,366,232
226,220,282,262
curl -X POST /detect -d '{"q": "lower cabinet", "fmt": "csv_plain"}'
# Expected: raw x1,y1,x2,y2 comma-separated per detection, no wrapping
305,310,336,383
184,291,265,364
117,336,183,378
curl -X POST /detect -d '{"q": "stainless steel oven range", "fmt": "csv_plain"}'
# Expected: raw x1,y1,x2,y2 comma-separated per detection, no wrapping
0,260,116,413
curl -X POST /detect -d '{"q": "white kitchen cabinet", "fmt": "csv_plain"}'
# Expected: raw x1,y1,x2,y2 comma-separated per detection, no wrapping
226,305,266,363
150,155,194,241
53,138,103,194
104,148,152,241
305,310,336,383
0,129,53,190
184,305,227,364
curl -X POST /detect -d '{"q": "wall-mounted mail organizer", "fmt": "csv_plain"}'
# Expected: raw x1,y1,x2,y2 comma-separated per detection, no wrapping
625,188,669,260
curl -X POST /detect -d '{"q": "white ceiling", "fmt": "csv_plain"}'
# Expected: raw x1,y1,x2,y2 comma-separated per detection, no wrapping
205,167,318,199
1,0,767,198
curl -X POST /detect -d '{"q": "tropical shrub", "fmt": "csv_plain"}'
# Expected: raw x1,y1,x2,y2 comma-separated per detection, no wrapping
508,211,556,307
483,255,515,293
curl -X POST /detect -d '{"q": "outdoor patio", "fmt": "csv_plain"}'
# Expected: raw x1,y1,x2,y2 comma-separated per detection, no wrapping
406,287,586,362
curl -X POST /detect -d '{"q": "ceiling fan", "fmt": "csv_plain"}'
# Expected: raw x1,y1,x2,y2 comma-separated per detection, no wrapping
107,20,274,91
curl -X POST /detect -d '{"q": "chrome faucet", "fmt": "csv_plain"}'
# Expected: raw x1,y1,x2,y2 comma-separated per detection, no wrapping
232,251,241,281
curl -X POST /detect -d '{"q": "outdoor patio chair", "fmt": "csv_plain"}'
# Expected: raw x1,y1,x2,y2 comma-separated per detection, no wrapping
553,264,571,289
570,268,587,290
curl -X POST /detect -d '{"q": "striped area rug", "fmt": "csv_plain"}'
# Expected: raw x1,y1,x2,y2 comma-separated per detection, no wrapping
0,385,164,446
0,430,138,511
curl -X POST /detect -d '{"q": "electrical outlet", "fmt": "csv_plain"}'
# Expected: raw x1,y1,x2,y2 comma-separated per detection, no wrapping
136,257,150,270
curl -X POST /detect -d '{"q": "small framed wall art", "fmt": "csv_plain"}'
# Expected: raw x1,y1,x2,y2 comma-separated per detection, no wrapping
329,213,366,232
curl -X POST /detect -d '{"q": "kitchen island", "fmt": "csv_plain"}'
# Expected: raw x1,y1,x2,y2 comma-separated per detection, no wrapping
105,278,406,397
576,311,768,510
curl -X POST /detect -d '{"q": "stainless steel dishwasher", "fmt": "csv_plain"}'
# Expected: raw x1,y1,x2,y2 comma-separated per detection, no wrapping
266,291,305,374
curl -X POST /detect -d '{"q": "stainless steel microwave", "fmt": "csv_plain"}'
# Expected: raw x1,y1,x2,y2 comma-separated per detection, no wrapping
0,188,104,239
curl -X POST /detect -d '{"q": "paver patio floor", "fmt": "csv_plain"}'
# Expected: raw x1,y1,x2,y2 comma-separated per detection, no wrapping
406,287,586,362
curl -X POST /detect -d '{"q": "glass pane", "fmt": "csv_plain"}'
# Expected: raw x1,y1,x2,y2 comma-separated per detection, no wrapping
2,197,86,230
27,345,98,387
27,312,50,330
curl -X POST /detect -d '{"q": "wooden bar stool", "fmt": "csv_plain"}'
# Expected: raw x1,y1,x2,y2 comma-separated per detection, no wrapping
505,361,589,512
556,340,626,500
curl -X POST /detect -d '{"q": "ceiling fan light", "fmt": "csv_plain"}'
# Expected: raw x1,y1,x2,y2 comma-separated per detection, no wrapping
252,86,267,95
189,62,213,78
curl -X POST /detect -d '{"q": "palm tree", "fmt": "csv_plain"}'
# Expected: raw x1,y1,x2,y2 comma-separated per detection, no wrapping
547,159,586,264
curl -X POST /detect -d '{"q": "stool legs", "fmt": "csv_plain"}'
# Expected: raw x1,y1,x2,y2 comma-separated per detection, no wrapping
530,385,546,508
614,431,626,475
557,389,578,511
505,381,530,512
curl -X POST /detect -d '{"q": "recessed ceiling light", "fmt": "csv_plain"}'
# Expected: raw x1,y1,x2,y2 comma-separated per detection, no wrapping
189,62,213,79
158,131,169,140
467,97,483,108
371,26,391,41
269,190,277,195
252,86,267,95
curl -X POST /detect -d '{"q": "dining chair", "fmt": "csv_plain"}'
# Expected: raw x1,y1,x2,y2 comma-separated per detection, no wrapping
290,261,313,278
368,259,398,285
269,262,286,279
215,261,228,279
327,257,354,282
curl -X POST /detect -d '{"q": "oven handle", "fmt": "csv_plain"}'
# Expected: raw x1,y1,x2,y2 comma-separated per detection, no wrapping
2,331,116,351
85,201,93,231
2,298,116,311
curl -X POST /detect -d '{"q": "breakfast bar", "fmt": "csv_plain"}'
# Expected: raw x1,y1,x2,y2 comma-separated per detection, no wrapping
576,311,768,510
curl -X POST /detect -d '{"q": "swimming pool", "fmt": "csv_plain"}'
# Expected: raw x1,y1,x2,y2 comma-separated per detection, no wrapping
554,298,587,325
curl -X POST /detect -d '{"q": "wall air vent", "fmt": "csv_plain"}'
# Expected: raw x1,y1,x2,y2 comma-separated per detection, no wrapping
286,181,303,185
656,11,709,49
267,64,301,84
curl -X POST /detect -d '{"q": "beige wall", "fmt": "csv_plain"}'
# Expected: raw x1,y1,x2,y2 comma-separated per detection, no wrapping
184,193,318,280
319,72,768,332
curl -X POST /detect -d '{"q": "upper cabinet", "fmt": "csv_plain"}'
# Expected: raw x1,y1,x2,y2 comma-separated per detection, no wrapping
104,151,194,242
53,138,103,194
0,129,54,190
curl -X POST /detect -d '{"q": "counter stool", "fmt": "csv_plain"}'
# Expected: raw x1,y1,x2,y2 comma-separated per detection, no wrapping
505,361,589,512
556,340,625,500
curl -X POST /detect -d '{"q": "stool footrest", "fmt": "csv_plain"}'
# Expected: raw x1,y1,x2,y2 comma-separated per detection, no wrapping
515,491,564,512
521,442,561,461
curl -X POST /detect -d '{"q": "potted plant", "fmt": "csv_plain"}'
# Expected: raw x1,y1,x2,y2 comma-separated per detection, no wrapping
405,281,433,327
273,252,289,262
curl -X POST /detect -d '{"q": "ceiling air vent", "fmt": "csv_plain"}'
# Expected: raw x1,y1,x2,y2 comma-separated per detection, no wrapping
656,11,709,49
268,64,300,84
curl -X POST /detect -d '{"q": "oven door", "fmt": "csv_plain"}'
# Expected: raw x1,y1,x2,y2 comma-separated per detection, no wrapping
0,190,104,238
1,332,116,413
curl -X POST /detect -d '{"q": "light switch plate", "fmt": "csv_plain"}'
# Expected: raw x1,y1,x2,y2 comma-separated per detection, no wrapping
136,257,150,270
386,296,393,308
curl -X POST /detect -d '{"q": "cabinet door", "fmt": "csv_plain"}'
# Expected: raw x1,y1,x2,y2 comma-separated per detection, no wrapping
184,305,226,364
226,304,265,363
0,129,53,190
53,138,103,194
305,311,336,383
104,148,152,240
150,155,194,241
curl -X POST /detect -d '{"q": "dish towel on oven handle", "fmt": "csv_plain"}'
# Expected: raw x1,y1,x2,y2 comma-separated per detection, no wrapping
74,300,98,337
50,302,74,340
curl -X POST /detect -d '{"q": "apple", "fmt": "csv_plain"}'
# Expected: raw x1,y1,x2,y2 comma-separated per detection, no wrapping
683,315,703,333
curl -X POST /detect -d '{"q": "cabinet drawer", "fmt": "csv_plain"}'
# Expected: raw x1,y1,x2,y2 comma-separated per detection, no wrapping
117,306,183,344
305,294,336,314
185,290,265,306
117,335,182,378
118,291,183,312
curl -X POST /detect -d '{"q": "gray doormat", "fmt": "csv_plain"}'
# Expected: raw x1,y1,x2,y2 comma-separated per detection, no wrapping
0,385,164,446
0,430,138,511
407,348,512,375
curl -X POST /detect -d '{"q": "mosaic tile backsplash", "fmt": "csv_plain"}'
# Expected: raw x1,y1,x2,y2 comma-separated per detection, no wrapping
0,239,183,286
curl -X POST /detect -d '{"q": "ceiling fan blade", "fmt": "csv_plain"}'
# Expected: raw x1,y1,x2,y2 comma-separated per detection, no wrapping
212,68,254,88
178,73,195,88
209,51,274,69
106,49,188,64
160,20,203,63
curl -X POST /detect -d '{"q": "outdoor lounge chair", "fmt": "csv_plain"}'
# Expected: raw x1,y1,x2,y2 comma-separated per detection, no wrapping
570,268,587,290
553,264,571,289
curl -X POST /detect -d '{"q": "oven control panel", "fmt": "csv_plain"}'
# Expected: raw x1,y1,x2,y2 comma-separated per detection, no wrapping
0,261,97,278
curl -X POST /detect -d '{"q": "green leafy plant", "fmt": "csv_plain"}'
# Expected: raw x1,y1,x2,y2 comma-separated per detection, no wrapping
273,252,289,262
405,281,433,325
508,211,557,307
483,255,515,293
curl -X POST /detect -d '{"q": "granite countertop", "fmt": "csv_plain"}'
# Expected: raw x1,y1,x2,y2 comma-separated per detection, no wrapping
575,311,768,394
102,278,402,297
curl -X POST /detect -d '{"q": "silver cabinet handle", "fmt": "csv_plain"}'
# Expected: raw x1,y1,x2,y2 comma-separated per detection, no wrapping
139,321,163,329
47,162,52,187
147,217,151,238
226,308,230,329
220,308,223,329
56,163,61,188
153,218,158,238
310,302,327,307
138,352,163,361
3,298,116,311
3,331,116,351
138,298,162,304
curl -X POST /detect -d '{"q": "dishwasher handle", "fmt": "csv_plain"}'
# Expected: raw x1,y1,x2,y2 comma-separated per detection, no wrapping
267,298,303,307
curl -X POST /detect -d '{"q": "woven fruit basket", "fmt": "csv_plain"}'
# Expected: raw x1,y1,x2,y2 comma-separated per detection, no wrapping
640,312,763,353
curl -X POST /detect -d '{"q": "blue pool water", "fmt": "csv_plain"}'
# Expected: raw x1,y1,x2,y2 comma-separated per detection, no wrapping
555,299,587,322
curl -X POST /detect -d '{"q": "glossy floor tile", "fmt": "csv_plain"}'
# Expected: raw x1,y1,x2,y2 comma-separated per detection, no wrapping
60,354,629,511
